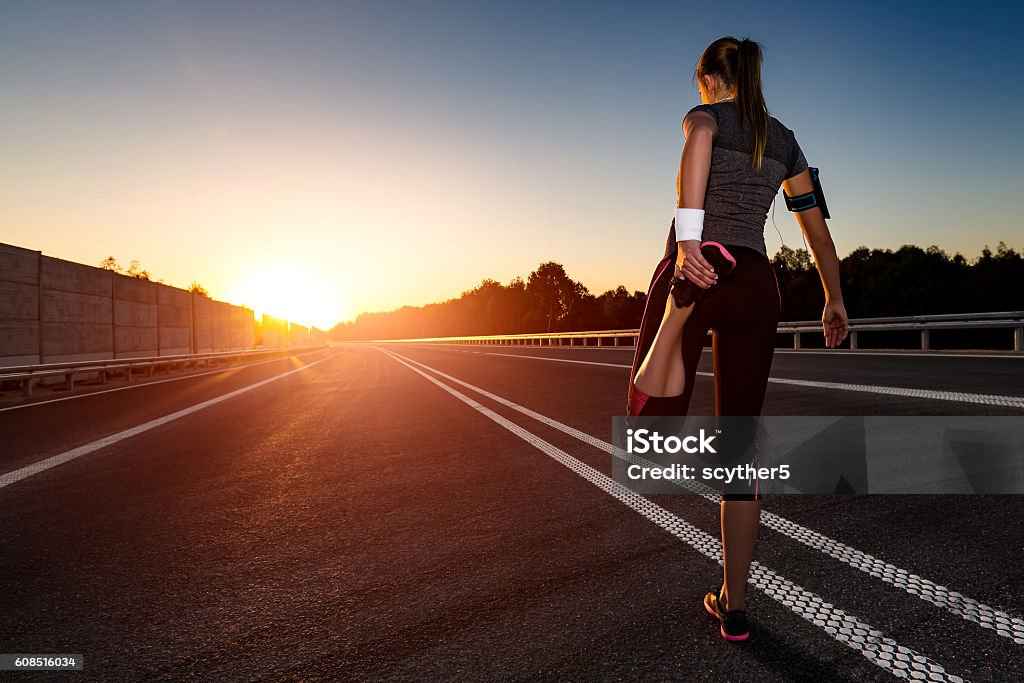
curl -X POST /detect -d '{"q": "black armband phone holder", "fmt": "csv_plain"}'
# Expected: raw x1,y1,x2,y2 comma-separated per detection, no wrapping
783,166,830,219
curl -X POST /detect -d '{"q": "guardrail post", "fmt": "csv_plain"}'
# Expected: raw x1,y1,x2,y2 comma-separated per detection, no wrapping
793,333,801,350
597,337,603,347
850,330,858,350
921,329,930,351
1015,327,1023,352
614,337,620,346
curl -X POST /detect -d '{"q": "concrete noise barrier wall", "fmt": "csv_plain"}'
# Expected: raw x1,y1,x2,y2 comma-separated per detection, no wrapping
159,284,192,355
0,244,42,365
41,255,114,363
310,327,325,347
262,314,288,348
289,323,310,347
0,241,328,368
192,294,214,354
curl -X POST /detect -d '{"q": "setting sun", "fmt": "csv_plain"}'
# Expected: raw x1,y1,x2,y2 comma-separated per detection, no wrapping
226,262,343,331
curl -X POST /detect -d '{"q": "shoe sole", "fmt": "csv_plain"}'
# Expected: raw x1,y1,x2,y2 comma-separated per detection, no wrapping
704,596,750,641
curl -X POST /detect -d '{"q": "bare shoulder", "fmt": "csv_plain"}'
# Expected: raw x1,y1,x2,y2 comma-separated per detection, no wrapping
683,107,717,139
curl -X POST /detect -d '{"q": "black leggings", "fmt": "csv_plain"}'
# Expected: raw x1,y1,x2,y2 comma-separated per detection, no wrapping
628,244,781,499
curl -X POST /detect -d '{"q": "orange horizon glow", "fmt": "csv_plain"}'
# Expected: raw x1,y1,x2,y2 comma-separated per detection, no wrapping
224,262,345,331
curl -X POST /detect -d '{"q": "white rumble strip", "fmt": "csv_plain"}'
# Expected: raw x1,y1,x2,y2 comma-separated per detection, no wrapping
379,347,968,682
388,349,1024,646
482,352,1024,409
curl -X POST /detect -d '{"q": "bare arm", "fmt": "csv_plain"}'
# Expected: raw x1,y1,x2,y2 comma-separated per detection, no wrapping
782,169,849,347
675,111,718,287
677,111,716,210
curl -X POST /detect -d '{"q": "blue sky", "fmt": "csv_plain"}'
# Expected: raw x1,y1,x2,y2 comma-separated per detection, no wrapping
1,1,1020,325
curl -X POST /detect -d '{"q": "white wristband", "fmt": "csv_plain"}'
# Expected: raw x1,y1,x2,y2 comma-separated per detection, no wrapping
675,207,704,242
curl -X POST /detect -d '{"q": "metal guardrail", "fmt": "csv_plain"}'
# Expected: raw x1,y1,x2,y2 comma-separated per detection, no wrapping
0,346,327,397
367,311,1024,352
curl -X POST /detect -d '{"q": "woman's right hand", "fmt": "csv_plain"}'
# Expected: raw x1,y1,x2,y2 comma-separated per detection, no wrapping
822,299,850,348
676,240,718,288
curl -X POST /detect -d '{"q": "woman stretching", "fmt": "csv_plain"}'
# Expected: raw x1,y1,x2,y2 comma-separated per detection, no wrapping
625,36,849,641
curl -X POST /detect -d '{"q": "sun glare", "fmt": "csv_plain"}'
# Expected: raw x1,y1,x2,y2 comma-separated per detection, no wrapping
227,263,341,331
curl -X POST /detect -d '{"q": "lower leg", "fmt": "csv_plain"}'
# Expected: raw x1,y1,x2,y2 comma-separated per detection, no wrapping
632,294,693,398
719,499,761,611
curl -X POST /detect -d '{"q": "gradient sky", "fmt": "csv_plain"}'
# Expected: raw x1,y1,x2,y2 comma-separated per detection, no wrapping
2,1,1021,328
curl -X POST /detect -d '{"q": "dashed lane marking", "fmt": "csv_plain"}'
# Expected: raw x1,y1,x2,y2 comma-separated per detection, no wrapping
379,347,968,681
482,352,1024,409
387,349,1024,646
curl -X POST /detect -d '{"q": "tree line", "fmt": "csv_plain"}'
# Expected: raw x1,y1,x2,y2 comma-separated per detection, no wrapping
99,255,210,297
328,243,1023,341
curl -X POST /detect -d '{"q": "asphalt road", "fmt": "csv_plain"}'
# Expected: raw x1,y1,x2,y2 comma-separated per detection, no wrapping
1,343,1022,681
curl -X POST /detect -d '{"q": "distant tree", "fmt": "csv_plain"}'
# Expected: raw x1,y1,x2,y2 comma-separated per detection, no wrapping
492,276,531,334
526,262,579,332
99,256,121,272
772,245,813,272
772,246,819,320
189,281,211,297
126,259,151,280
561,280,596,331
597,285,646,329
325,242,1022,340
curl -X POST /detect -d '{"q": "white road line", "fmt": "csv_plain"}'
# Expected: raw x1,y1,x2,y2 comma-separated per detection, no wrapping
0,353,338,490
0,349,334,413
775,349,1024,360
763,375,1024,409
377,347,966,681
485,352,626,368
385,349,1024,646
395,342,1024,360
483,352,1024,409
